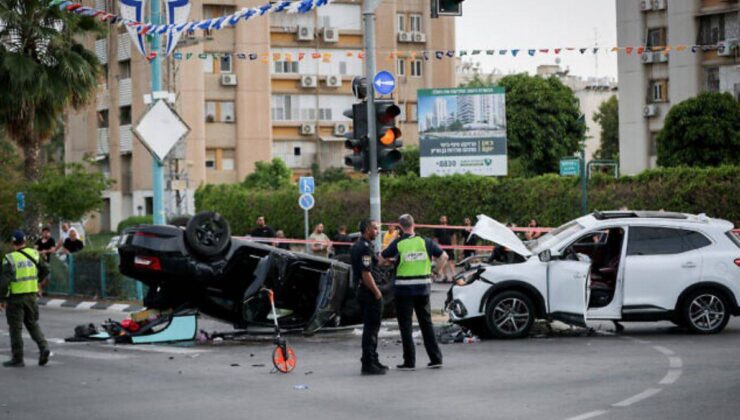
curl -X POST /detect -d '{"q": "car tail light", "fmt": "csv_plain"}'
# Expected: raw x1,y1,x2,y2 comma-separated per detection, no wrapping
134,256,161,271
135,232,158,238
735,258,740,268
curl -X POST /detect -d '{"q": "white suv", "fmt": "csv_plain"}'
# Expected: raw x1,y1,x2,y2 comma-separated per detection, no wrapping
447,211,740,338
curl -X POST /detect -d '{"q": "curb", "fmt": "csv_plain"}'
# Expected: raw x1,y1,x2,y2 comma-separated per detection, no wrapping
39,297,144,313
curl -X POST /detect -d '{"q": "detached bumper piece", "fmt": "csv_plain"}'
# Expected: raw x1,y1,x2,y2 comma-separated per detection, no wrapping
66,309,199,344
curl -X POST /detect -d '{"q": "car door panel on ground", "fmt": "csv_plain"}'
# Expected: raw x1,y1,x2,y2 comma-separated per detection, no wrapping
623,226,710,312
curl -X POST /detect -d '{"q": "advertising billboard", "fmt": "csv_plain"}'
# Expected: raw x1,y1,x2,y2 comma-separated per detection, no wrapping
417,87,507,177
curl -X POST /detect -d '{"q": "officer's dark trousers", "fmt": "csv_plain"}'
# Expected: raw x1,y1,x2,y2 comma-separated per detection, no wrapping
358,287,382,366
395,294,442,366
6,294,48,360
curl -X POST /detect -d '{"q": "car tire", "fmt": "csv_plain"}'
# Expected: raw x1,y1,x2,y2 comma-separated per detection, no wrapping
681,289,730,335
185,211,231,258
485,290,535,339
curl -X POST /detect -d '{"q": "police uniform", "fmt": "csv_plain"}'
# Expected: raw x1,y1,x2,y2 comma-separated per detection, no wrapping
350,237,383,370
1,244,50,367
382,233,443,368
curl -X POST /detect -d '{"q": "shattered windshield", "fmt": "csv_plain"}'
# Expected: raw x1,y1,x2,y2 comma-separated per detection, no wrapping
528,221,585,254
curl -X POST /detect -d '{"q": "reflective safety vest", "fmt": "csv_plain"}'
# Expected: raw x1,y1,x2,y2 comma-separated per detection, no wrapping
4,248,40,295
395,236,432,286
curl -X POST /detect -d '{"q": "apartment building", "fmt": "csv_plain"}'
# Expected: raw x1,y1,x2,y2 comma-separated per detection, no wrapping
65,0,456,232
617,0,739,175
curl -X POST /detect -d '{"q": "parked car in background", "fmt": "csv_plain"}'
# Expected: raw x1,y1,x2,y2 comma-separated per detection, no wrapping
447,212,740,338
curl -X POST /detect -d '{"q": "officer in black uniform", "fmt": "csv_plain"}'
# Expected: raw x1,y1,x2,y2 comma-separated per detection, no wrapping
350,219,387,375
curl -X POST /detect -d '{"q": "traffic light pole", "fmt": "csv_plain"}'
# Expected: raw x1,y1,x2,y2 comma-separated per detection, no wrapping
363,0,382,242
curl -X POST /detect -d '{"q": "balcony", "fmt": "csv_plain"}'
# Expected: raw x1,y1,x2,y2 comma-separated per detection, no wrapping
97,128,109,156
95,39,108,64
119,125,133,154
117,34,131,60
118,78,132,106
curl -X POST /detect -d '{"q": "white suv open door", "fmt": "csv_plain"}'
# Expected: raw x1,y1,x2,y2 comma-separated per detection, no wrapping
547,259,590,327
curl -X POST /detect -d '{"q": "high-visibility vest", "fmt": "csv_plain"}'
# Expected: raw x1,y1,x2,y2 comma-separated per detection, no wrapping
4,248,40,295
395,236,432,286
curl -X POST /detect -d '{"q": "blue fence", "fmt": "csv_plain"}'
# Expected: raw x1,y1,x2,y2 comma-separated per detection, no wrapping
45,253,146,301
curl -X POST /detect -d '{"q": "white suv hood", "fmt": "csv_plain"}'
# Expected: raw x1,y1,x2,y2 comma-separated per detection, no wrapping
471,215,532,258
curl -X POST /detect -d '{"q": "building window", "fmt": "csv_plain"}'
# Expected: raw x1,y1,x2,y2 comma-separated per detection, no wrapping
203,55,214,73
222,149,235,171
97,110,109,128
410,59,423,77
646,27,666,49
118,59,131,79
272,95,292,120
274,61,299,74
318,108,332,121
698,14,726,45
408,103,418,122
705,67,720,92
220,55,232,73
396,14,405,32
205,149,216,169
649,80,668,103
119,106,131,125
397,58,405,76
339,61,348,75
203,4,235,19
409,14,422,32
294,147,301,156
205,101,235,123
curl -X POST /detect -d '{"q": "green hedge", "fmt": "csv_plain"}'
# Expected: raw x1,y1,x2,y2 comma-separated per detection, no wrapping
117,215,153,234
195,166,740,238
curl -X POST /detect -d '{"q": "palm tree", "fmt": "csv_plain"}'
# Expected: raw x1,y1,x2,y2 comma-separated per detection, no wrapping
0,0,102,232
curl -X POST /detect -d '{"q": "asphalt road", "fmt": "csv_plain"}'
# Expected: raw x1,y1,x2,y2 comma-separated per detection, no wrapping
1,302,740,420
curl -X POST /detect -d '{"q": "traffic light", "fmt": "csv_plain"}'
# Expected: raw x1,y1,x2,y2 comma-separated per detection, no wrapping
343,102,369,173
375,100,403,171
432,0,464,17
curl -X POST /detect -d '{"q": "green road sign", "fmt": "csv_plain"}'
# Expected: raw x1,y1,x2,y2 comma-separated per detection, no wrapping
560,159,580,176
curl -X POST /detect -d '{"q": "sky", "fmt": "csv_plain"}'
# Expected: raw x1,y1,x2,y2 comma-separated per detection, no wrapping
455,0,618,80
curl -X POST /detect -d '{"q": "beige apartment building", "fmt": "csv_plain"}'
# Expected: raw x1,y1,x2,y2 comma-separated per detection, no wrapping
65,0,456,232
617,0,739,175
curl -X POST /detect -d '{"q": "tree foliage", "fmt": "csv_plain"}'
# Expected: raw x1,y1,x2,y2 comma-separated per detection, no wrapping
391,146,420,176
0,136,24,239
29,162,112,222
461,74,586,176
311,164,351,184
242,158,293,190
657,92,740,168
593,95,619,160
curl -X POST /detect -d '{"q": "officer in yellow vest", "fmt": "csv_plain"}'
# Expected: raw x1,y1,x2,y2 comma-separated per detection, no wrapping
0,231,51,367
381,214,448,370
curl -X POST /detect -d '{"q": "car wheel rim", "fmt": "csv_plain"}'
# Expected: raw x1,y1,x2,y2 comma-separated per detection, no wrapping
689,294,725,332
195,221,224,247
492,297,530,334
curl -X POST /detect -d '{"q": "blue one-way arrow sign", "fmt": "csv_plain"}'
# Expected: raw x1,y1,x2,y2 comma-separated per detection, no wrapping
373,71,396,95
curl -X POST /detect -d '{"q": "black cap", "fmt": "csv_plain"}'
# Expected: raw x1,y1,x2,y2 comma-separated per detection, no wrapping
11,230,25,245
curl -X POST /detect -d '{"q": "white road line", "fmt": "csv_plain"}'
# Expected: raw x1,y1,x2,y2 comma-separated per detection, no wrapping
44,299,65,308
107,304,130,312
652,345,675,356
632,339,652,345
108,345,208,355
612,388,663,407
565,410,609,420
76,301,97,310
668,356,683,368
51,349,130,360
659,369,682,385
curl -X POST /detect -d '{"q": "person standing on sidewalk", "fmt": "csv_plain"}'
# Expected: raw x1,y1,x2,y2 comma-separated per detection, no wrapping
351,219,387,375
433,215,456,283
381,214,447,371
0,231,51,368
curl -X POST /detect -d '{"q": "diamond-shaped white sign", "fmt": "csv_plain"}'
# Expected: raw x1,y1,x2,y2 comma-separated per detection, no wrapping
133,100,190,163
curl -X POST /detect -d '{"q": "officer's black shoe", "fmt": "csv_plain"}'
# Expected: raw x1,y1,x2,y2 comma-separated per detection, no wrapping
3,359,25,368
374,360,389,371
39,349,51,366
427,361,443,369
361,364,387,375
396,363,415,371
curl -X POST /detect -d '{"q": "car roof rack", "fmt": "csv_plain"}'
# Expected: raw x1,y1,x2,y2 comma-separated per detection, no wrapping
592,210,688,220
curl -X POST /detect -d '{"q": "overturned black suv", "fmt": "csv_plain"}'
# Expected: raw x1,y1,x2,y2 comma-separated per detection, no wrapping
118,212,394,335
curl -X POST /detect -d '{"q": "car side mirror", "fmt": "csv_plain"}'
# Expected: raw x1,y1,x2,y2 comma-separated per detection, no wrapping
539,250,551,262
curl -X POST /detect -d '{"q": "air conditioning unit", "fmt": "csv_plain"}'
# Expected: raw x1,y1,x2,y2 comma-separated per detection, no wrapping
220,74,237,86
717,40,736,57
325,74,342,88
413,32,426,43
652,0,666,10
300,75,318,88
640,0,652,11
300,123,316,136
641,52,654,64
334,122,349,137
656,52,669,63
643,104,658,118
297,25,314,41
323,27,339,43
397,31,411,43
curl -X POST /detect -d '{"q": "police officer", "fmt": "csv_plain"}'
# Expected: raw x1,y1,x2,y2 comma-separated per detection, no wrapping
0,231,51,367
351,219,387,375
381,214,447,370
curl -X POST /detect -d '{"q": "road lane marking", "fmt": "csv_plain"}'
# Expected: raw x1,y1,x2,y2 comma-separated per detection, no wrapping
565,410,609,420
668,356,683,368
659,369,682,385
107,304,130,312
45,299,65,307
612,388,663,407
652,345,674,356
0,348,128,361
108,345,208,355
76,301,97,310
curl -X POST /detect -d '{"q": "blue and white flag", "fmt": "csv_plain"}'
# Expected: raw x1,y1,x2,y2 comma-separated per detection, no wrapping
119,0,147,56
165,0,192,56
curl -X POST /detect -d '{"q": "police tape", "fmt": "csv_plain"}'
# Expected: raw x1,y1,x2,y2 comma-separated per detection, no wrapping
381,222,553,234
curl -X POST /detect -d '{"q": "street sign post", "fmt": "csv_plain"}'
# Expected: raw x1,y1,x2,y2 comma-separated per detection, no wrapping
560,159,580,177
133,100,190,163
299,193,315,252
299,177,315,195
373,71,396,96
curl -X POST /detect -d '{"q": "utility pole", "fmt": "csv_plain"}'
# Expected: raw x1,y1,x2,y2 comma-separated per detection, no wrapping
150,0,165,225
363,0,382,242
